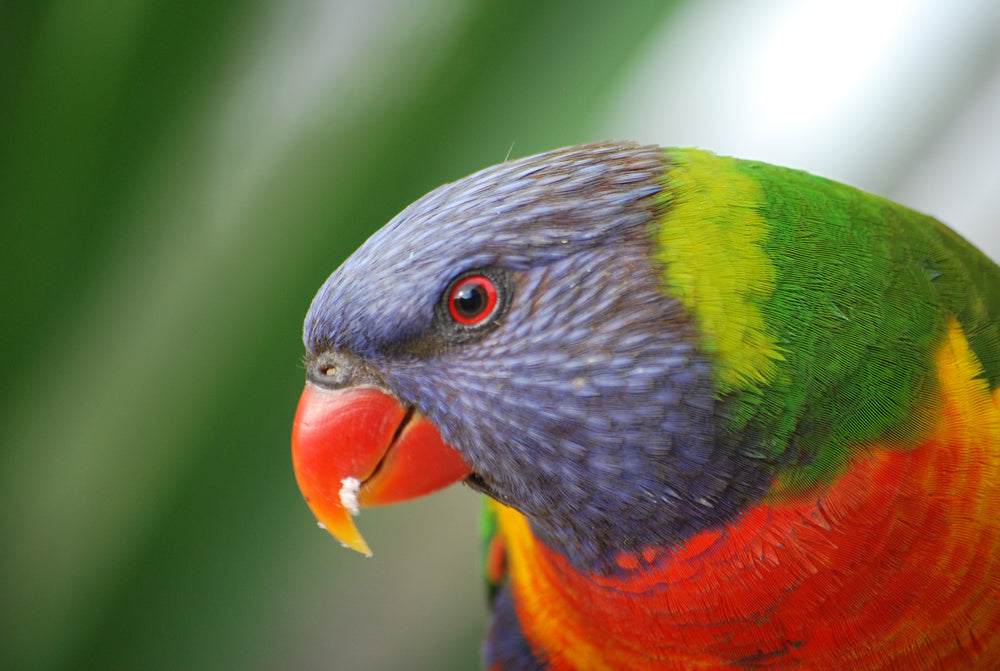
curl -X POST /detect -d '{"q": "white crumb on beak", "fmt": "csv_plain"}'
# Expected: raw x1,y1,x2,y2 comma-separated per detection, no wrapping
316,521,327,530
339,476,362,516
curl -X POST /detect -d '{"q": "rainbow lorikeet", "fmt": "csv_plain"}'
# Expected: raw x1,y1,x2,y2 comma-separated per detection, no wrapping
291,143,1000,670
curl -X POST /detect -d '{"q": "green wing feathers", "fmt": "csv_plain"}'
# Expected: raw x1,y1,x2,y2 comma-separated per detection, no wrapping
658,149,1000,493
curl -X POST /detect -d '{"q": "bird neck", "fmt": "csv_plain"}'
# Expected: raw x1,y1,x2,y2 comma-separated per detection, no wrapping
490,361,1000,669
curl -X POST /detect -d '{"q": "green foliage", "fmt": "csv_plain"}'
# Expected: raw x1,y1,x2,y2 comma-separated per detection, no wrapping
734,159,1000,490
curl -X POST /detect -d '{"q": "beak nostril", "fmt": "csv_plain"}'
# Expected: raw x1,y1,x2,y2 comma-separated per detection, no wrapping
308,350,386,389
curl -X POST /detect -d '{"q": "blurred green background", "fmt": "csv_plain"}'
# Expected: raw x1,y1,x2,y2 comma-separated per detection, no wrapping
2,1,998,670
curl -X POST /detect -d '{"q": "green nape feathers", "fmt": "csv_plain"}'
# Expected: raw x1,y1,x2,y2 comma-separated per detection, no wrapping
658,148,1000,493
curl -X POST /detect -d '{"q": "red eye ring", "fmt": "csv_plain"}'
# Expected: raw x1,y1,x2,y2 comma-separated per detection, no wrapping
448,274,499,326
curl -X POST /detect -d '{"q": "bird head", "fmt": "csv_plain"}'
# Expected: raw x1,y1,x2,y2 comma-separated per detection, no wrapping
292,143,770,570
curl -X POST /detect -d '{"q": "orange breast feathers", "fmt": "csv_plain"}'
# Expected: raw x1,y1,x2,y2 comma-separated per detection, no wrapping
491,321,1000,670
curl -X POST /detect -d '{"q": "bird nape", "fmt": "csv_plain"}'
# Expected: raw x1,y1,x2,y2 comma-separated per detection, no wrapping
291,142,1000,671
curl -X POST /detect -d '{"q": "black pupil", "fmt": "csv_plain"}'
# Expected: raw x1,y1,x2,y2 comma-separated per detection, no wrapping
454,282,487,317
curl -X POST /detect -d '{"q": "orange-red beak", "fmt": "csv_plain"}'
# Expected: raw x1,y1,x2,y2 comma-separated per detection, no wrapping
291,384,472,555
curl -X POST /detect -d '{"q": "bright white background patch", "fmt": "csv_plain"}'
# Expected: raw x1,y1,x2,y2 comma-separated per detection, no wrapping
602,0,1000,264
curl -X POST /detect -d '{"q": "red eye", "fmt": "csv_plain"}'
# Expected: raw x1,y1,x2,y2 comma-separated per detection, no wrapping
448,274,499,326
